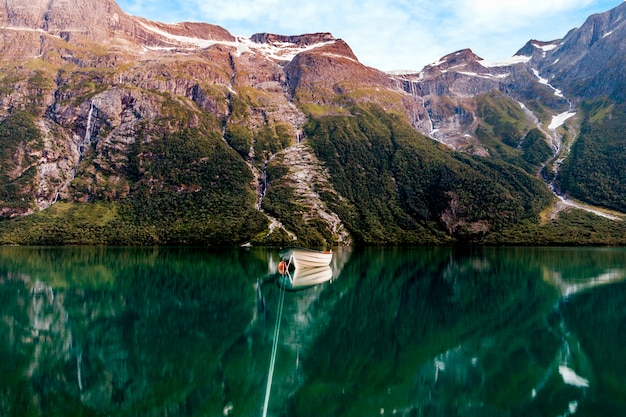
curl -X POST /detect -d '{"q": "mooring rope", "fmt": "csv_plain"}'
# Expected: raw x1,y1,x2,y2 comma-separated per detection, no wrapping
262,285,286,417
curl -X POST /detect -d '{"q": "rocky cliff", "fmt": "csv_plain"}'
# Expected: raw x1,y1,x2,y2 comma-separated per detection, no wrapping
519,1,626,101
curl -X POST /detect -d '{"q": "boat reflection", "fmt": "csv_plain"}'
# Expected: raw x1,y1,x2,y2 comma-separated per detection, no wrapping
277,266,334,291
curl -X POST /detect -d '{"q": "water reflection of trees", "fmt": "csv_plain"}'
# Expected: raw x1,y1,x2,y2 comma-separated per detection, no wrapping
561,283,626,415
0,247,271,417
287,247,626,417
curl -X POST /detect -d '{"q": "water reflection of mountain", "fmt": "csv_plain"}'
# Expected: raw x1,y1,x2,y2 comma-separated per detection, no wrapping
287,247,626,417
1,246,625,416
0,247,269,417
543,267,626,297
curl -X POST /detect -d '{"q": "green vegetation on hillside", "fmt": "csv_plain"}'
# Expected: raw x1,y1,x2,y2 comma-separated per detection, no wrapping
474,92,553,173
559,98,626,212
0,119,268,245
0,112,42,213
253,123,292,163
305,104,554,244
476,91,529,149
483,209,626,245
520,128,553,167
119,126,268,245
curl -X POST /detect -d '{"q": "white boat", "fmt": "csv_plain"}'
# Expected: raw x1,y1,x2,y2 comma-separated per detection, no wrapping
279,247,333,269
278,266,333,291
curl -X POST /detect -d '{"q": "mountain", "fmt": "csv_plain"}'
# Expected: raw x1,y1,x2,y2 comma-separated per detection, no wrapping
519,1,626,101
0,0,625,246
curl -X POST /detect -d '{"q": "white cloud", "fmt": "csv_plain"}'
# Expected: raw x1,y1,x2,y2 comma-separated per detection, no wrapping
181,0,458,70
449,0,595,22
437,0,595,39
116,0,624,71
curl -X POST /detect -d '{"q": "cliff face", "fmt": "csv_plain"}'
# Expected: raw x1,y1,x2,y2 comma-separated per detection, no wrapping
0,0,123,28
526,1,626,101
0,0,625,246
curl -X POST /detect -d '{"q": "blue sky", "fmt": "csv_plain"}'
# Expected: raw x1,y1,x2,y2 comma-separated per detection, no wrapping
116,0,624,71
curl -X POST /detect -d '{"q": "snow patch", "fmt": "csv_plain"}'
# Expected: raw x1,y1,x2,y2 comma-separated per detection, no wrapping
387,69,420,75
479,55,531,68
319,52,358,62
532,69,565,97
139,21,337,62
603,30,615,38
532,42,559,52
532,69,549,85
559,366,589,388
143,46,178,51
0,26,45,33
549,111,576,131
139,21,219,48
430,57,447,67
458,71,509,80
240,37,338,61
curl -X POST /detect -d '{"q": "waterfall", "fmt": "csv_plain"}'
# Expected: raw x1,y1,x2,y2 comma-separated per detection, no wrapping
51,98,99,205
296,126,302,144
80,99,98,159
257,161,269,209
393,74,437,140
417,96,435,138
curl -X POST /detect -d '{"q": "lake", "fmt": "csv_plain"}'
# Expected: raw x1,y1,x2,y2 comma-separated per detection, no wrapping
1,246,625,416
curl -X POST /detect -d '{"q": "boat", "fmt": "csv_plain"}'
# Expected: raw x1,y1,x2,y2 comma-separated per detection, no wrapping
278,247,333,270
278,266,333,291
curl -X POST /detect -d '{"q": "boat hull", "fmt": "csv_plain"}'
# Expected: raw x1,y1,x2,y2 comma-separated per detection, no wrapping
281,248,333,268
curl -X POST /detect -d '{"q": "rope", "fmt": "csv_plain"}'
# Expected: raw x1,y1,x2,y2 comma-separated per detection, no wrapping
262,286,286,417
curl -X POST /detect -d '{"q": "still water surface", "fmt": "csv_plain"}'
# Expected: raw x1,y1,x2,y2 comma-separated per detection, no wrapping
1,246,625,416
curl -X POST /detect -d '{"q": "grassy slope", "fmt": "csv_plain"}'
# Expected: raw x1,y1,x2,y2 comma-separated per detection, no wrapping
559,98,626,212
0,112,44,213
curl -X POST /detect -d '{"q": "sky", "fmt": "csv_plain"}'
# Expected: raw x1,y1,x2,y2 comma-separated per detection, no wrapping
116,0,624,71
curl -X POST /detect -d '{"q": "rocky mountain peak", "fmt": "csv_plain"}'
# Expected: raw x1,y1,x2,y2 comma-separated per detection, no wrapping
138,20,236,43
0,0,241,61
564,1,626,49
434,49,482,67
420,48,489,77
526,1,626,99
0,0,125,33
246,31,358,64
438,48,483,66
514,39,561,58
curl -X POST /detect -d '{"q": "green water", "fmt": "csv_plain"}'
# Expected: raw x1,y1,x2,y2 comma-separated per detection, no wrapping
0,246,625,416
